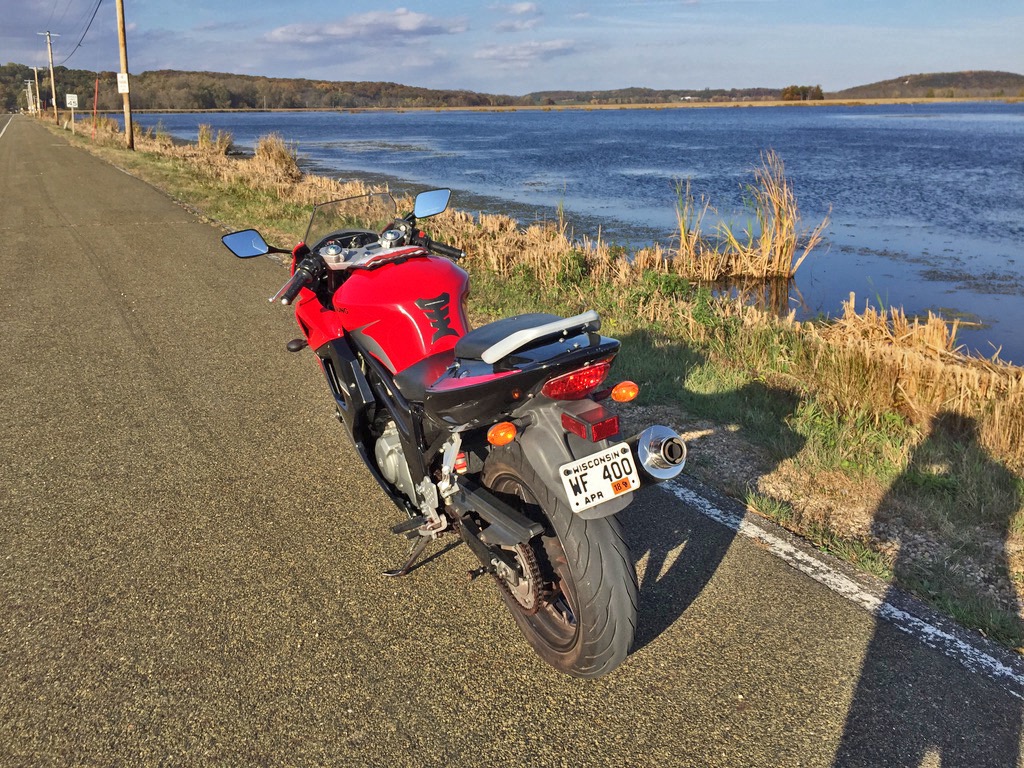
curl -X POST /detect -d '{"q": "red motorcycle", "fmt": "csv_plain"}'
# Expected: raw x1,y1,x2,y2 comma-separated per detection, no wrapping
223,189,686,678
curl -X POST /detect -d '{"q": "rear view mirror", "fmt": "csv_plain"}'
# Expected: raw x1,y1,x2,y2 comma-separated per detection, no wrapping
413,189,451,220
223,229,270,258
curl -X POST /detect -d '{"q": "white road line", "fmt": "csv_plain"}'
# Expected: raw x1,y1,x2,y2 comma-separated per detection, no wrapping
662,479,1024,699
0,116,14,140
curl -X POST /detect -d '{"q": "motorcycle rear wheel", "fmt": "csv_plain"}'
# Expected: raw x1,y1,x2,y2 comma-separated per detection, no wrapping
482,442,638,678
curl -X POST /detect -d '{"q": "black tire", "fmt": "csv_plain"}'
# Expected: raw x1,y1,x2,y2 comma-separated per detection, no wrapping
482,441,639,678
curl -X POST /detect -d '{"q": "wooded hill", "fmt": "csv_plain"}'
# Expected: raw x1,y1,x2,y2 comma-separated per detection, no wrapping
832,71,1024,99
3,64,1021,113
0,64,518,112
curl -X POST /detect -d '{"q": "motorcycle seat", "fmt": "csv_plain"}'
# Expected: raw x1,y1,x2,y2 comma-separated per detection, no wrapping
456,311,602,364
394,350,456,403
454,313,563,361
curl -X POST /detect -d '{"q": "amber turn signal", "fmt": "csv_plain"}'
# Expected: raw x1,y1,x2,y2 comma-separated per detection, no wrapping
611,381,640,402
487,421,518,446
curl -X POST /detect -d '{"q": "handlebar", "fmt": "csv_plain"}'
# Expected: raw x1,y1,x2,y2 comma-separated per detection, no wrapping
268,235,463,306
420,236,465,261
270,257,322,305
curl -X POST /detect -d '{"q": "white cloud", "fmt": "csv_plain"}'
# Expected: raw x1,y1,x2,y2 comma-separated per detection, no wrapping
473,39,576,67
492,2,543,32
496,18,541,32
494,2,540,14
266,8,467,45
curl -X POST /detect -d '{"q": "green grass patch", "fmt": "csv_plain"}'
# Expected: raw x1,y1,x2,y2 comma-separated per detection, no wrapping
902,559,1024,649
747,490,894,580
790,401,912,482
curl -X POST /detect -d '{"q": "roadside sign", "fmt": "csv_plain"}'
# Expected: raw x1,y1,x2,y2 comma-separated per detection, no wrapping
117,73,130,94
66,94,78,109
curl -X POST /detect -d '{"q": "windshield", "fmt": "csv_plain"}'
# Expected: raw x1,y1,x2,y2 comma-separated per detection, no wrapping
304,192,398,249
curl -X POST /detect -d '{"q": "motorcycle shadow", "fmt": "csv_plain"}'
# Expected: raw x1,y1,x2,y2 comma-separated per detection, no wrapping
614,333,805,650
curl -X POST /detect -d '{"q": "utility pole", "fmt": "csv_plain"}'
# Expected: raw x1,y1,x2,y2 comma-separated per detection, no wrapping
37,31,60,123
114,0,134,150
32,67,43,117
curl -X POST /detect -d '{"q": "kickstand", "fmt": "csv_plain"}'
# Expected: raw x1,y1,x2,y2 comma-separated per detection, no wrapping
383,535,432,578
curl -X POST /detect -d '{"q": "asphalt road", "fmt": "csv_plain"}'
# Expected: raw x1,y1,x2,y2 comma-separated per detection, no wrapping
2,115,1022,767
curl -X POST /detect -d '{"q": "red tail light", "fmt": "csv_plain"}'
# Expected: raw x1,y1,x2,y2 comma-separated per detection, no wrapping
542,361,612,400
562,405,620,442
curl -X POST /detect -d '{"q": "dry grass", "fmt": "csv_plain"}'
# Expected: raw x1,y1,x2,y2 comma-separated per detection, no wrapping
673,150,829,280
672,179,727,280
197,123,233,156
251,133,303,183
807,296,1024,466
720,150,829,278
679,293,1024,470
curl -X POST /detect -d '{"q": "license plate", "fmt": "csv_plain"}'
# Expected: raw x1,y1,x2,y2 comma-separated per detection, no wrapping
559,442,640,513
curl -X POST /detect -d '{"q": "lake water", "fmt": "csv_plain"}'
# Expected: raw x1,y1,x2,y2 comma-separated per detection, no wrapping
134,104,1024,363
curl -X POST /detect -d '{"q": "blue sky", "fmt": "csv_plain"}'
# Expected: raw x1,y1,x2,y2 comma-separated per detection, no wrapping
5,0,1023,93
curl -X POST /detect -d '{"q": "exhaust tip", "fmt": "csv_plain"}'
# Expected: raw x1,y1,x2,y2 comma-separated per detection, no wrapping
632,425,687,482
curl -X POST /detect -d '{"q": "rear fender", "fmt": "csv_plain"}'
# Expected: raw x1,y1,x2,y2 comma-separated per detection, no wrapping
516,401,631,521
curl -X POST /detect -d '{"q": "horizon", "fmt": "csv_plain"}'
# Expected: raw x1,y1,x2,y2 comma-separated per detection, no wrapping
4,1,1023,95
10,63,1024,100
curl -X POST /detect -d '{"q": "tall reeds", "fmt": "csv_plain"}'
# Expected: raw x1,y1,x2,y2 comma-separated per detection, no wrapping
251,133,302,183
672,179,731,280
197,123,233,156
673,150,829,280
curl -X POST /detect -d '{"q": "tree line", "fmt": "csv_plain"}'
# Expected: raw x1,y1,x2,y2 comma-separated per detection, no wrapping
1,64,521,112
0,65,508,112
3,64,793,113
7,64,1021,114
780,85,824,101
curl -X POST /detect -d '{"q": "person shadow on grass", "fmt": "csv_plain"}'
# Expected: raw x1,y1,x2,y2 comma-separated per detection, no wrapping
615,333,806,650
833,411,1023,767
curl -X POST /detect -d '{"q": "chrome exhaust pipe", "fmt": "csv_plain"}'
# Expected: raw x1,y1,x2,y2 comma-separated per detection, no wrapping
628,425,687,483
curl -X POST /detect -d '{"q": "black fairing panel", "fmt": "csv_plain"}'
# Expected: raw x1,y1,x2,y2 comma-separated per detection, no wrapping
422,331,620,427
317,338,375,436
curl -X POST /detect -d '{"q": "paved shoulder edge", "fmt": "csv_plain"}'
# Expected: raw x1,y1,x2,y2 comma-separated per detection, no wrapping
662,474,1024,699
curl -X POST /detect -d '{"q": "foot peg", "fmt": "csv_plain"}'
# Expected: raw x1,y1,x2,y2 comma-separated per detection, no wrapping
285,338,308,353
391,515,428,536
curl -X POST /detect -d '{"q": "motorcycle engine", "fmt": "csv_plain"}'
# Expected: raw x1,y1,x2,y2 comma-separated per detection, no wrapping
374,421,416,503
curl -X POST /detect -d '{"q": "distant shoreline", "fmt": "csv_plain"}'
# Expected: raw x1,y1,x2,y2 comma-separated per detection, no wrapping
96,96,1021,117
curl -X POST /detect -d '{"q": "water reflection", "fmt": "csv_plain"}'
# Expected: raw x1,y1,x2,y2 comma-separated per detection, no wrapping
713,277,802,317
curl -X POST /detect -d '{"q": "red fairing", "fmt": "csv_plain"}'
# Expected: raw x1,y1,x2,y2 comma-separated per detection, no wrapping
290,242,309,272
294,290,346,351
335,256,470,373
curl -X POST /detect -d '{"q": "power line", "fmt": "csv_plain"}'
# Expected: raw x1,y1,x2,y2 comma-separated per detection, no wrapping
48,0,76,28
66,0,103,41
57,0,105,66
57,0,78,26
